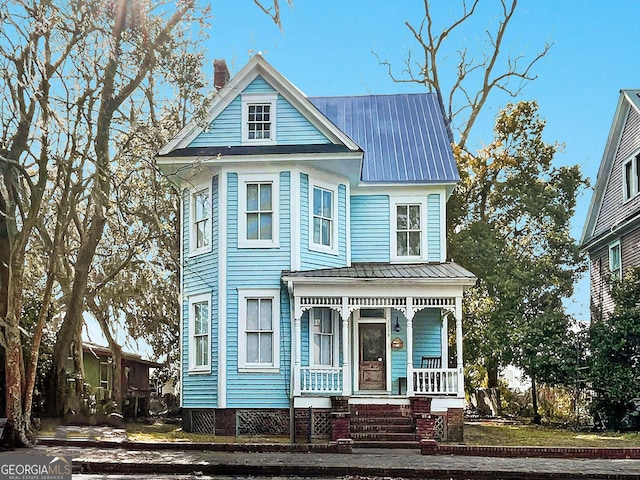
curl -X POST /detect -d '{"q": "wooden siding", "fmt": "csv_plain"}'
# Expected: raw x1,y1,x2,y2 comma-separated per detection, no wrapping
188,76,329,148
594,107,640,237
225,171,292,409
427,193,441,261
591,224,640,320
182,176,218,408
390,310,407,394
350,195,391,262
412,309,441,367
300,174,348,270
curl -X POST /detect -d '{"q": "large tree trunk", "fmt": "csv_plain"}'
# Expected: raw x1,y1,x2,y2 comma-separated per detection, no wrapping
531,375,541,424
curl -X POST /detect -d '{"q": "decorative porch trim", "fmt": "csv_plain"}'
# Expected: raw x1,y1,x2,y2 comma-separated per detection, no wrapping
295,295,457,320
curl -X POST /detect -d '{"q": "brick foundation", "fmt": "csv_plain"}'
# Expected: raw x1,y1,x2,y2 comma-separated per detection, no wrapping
215,408,237,436
331,413,350,441
446,407,464,442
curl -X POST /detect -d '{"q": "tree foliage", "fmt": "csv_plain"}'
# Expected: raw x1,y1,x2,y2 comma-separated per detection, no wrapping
452,101,587,411
588,268,640,423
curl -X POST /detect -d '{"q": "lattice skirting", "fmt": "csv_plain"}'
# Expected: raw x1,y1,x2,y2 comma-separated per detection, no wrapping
237,409,290,435
433,414,446,440
190,410,216,434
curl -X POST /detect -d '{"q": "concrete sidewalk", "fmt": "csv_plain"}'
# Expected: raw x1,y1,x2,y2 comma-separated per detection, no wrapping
0,442,638,479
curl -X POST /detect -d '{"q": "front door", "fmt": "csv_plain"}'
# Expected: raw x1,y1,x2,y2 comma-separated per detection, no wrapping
359,323,386,390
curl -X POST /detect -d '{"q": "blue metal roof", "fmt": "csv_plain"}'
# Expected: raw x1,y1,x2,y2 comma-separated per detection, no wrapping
309,93,459,184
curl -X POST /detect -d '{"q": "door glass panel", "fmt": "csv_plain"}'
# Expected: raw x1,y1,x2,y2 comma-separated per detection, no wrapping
360,324,385,362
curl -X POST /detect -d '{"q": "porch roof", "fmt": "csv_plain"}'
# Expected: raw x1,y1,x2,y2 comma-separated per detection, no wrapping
282,262,475,284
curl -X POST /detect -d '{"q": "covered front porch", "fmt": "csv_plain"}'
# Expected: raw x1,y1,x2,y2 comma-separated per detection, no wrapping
282,262,476,403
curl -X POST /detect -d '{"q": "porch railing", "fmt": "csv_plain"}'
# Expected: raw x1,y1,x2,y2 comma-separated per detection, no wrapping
412,368,459,395
300,367,342,393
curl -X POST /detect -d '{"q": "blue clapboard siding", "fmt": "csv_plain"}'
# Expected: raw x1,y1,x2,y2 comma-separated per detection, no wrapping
412,309,441,367
427,193,441,261
188,76,329,147
225,171,292,409
182,176,218,408
390,311,407,394
300,174,348,270
350,195,390,262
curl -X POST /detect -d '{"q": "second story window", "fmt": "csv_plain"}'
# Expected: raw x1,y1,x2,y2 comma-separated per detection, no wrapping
313,187,333,247
247,182,273,240
623,153,640,201
190,184,211,256
396,204,421,257
242,93,277,144
238,173,280,248
609,241,621,280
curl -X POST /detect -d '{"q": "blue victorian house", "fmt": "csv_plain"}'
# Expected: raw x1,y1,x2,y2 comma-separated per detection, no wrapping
157,55,475,445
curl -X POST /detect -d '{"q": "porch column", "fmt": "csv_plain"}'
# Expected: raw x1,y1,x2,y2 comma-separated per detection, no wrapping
455,296,464,398
441,312,449,367
406,316,414,396
293,315,302,396
341,307,351,396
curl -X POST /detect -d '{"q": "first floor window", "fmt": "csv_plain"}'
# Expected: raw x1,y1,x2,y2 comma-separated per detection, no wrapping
609,241,621,280
246,298,273,364
312,308,335,366
189,294,211,371
396,204,421,257
238,289,280,371
100,361,112,391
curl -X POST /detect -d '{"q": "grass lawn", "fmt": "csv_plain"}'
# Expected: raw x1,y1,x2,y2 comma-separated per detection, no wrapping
41,418,640,447
461,421,640,447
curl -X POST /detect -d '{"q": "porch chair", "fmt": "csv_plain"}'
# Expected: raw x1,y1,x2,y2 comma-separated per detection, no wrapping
420,356,442,393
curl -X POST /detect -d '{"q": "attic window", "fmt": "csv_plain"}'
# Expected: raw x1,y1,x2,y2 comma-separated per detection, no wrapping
242,93,277,144
623,153,640,201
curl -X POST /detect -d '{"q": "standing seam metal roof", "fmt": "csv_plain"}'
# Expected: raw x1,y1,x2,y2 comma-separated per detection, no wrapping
282,262,476,281
309,94,459,184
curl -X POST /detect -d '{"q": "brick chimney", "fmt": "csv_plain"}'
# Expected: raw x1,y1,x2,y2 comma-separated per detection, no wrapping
214,59,230,91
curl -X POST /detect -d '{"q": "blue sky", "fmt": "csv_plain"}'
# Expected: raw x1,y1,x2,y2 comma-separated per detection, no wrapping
86,1,638,351
205,0,640,321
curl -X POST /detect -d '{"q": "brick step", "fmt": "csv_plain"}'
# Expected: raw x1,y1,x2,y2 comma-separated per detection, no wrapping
352,440,420,449
350,432,417,442
351,415,413,423
351,409,412,417
351,423,415,434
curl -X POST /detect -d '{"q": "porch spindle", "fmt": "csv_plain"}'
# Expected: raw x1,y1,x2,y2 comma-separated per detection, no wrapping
455,297,464,398
341,297,351,395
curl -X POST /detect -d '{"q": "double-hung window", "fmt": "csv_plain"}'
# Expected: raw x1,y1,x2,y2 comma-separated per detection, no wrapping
623,153,640,201
238,289,280,372
311,308,336,367
189,293,211,373
191,186,210,254
396,203,421,257
609,241,621,280
238,173,279,248
309,180,338,254
390,197,429,262
242,93,277,144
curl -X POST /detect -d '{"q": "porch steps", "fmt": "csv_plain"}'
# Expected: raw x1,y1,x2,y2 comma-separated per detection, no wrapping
350,404,419,449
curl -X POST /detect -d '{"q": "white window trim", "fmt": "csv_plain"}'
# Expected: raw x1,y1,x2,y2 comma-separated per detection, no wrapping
390,196,428,263
623,152,640,202
241,92,277,145
308,178,339,256
238,288,280,373
188,293,211,374
189,182,212,257
308,308,340,369
609,240,622,279
238,173,280,249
